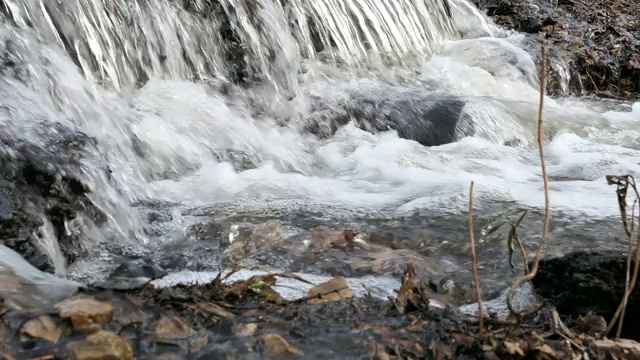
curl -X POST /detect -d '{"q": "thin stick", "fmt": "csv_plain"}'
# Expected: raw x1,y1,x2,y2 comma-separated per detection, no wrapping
507,46,551,318
617,195,636,338
468,181,483,336
606,178,640,337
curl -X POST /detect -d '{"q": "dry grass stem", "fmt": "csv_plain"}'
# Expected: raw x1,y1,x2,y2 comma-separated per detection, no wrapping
468,181,483,336
605,176,640,337
506,45,550,319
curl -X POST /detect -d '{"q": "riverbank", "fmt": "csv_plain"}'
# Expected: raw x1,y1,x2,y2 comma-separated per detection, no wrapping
2,251,640,359
476,0,640,98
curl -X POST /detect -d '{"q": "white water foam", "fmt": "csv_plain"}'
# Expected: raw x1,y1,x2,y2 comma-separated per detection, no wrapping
0,0,638,304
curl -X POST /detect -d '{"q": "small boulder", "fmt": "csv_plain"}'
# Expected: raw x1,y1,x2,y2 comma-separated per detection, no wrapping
236,323,258,337
260,333,302,357
67,330,133,360
56,297,113,332
153,316,195,342
20,315,63,343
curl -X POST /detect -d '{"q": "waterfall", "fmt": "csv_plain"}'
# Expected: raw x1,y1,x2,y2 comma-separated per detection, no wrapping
0,0,532,273
1,0,467,94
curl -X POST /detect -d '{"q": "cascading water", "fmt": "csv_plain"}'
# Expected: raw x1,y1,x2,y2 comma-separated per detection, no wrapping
0,0,639,302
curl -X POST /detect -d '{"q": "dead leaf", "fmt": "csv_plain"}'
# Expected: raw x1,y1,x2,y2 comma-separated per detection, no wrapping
577,312,607,339
503,341,525,356
198,303,235,319
536,344,557,357
366,341,390,360
307,277,353,304
451,333,475,348
394,263,429,314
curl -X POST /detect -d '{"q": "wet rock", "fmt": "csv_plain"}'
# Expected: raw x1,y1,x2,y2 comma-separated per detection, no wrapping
307,277,353,304
67,330,133,360
303,87,474,147
260,333,303,358
153,316,196,342
222,221,289,267
20,315,63,343
0,245,82,303
305,228,359,250
532,251,640,340
0,117,106,272
235,323,258,337
56,297,114,333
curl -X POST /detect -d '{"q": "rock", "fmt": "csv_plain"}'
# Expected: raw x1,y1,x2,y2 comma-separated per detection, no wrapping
56,297,114,332
260,333,302,357
235,323,258,337
0,116,106,273
67,330,133,360
223,221,288,267
190,333,209,353
153,316,196,342
0,246,82,303
305,228,359,250
307,277,353,304
20,315,63,343
302,86,473,147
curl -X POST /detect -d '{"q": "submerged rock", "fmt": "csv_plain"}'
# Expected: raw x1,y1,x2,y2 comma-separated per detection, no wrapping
56,297,114,333
67,330,134,360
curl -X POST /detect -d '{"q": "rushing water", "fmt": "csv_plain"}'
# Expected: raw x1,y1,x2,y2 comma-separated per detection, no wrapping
0,0,639,302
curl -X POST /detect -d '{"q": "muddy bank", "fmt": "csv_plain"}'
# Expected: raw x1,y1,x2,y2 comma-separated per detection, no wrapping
476,0,640,98
533,251,640,341
1,251,640,359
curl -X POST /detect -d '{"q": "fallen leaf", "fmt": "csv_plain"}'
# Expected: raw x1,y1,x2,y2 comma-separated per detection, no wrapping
307,277,353,304
366,341,390,360
503,341,525,356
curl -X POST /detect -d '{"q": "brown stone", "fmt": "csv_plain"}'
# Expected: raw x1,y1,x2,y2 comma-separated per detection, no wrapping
20,315,63,343
260,333,302,357
306,277,353,304
56,297,113,332
153,316,195,342
235,323,258,337
67,330,133,360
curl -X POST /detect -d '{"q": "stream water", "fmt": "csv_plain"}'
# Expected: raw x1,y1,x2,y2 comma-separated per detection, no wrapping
0,0,639,304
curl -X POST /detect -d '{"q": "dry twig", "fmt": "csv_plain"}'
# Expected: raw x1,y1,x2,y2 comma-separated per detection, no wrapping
605,175,640,338
468,181,484,336
506,46,551,319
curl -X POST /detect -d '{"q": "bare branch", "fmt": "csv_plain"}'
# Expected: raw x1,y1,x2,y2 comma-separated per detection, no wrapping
468,181,483,336
507,45,550,319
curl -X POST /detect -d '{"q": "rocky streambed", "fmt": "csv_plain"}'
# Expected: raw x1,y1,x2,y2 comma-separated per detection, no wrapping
2,250,640,359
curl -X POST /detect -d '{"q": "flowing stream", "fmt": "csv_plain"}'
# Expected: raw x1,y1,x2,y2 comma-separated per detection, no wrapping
0,0,639,304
